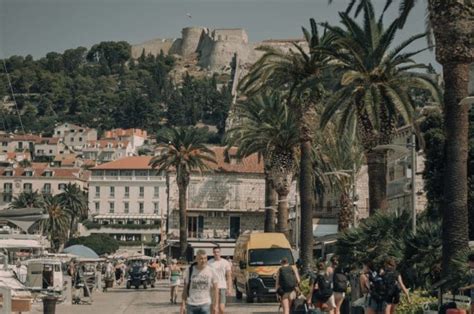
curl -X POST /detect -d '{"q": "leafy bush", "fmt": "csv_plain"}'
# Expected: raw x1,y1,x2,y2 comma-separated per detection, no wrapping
396,290,437,314
66,234,119,256
336,212,443,289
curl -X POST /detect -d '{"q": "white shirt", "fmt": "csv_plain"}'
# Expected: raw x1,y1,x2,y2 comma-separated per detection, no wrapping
184,265,218,306
208,258,231,289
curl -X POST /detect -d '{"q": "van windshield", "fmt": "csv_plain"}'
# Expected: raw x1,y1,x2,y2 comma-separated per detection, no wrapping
248,248,294,266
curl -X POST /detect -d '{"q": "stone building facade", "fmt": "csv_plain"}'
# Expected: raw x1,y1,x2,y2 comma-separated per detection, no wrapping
167,147,266,241
53,123,97,151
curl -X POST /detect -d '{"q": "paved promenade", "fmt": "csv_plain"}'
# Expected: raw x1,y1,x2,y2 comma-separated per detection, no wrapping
30,280,279,314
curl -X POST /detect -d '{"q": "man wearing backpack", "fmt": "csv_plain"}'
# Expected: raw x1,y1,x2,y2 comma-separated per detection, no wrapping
307,262,335,312
180,250,219,314
276,257,301,314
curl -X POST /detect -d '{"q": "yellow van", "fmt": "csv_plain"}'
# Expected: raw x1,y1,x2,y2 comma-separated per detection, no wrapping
232,232,295,302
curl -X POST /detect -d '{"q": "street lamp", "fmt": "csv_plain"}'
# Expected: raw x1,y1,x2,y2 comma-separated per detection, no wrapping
374,133,417,234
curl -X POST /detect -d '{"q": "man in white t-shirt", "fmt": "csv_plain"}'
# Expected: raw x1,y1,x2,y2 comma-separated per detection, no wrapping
180,250,219,314
208,247,232,314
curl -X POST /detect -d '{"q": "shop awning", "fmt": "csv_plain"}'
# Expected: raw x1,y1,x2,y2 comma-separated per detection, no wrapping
93,214,161,220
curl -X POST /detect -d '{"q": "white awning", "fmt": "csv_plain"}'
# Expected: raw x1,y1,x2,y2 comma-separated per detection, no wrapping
94,214,161,220
0,239,43,249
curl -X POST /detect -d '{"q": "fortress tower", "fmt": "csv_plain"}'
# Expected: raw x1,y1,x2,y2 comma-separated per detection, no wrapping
180,27,207,57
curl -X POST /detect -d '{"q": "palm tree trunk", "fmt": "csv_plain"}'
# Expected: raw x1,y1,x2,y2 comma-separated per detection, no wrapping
441,63,470,276
366,151,388,214
338,192,352,232
276,192,290,239
178,183,188,259
300,140,314,273
264,176,277,232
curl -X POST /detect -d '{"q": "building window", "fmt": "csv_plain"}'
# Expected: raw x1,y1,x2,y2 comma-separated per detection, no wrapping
44,171,52,177
139,186,144,198
24,171,33,177
79,137,83,142
154,186,159,197
124,202,129,213
3,183,12,193
229,216,241,239
49,150,53,154
70,137,74,142
389,167,395,181
120,170,132,177
153,202,159,214
188,216,204,238
23,183,32,193
42,183,51,194
95,186,100,198
139,202,144,214
58,183,66,190
326,201,332,213
95,202,100,213
3,193,12,202
2,142,7,147
124,186,129,198
4,170,12,177
109,202,114,213
110,186,115,197
135,170,147,177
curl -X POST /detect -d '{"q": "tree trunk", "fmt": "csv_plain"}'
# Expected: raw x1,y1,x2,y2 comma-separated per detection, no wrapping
338,192,352,232
178,184,188,259
299,140,314,273
427,0,473,278
441,63,470,276
276,192,290,239
264,176,277,232
366,151,388,215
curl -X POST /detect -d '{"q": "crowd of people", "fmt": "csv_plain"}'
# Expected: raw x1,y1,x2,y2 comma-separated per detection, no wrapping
62,250,474,314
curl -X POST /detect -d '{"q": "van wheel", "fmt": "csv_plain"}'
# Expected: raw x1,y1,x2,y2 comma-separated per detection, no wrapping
245,286,254,303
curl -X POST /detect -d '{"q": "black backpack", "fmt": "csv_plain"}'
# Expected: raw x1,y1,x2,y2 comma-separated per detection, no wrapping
312,273,333,303
279,266,297,292
382,270,400,301
333,268,348,293
369,270,400,302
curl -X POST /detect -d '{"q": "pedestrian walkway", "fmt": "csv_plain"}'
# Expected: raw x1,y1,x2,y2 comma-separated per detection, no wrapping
30,280,279,314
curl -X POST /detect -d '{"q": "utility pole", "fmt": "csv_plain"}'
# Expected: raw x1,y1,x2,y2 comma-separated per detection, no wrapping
410,133,417,235
351,163,357,228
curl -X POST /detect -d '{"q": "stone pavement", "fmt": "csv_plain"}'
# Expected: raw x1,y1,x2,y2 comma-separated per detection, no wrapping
30,280,280,314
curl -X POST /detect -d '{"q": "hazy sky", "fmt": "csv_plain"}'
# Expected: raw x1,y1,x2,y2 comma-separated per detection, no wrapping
0,0,438,69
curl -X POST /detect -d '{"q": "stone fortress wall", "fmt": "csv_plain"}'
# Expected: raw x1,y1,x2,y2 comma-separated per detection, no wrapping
131,26,307,73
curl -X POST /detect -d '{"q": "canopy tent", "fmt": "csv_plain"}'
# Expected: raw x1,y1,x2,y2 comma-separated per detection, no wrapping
63,245,99,259
0,208,48,233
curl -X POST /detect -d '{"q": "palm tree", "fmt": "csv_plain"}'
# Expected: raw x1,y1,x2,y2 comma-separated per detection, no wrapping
226,93,299,238
333,0,474,278
57,183,88,240
40,195,71,252
149,127,216,258
9,191,43,209
321,133,363,232
240,18,335,272
320,1,440,214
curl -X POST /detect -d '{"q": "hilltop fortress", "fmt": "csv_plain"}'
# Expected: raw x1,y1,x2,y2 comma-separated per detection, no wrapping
132,27,306,74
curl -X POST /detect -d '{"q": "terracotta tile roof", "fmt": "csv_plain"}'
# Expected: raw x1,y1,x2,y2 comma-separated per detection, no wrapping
92,147,264,174
0,134,42,143
0,165,86,180
38,137,60,145
54,154,77,162
102,128,147,139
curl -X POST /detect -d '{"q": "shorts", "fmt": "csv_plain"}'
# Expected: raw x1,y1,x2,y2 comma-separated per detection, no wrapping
187,303,211,314
212,288,227,305
334,292,345,300
367,296,386,312
282,290,297,301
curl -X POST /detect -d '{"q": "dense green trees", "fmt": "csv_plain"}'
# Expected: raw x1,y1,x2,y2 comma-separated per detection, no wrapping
0,42,231,140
